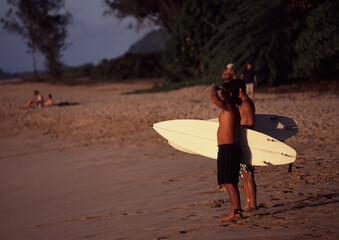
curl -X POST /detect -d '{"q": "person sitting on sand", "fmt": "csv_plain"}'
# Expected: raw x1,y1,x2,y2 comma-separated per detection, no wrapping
21,90,44,109
211,81,243,222
232,79,258,212
221,63,236,83
44,94,53,107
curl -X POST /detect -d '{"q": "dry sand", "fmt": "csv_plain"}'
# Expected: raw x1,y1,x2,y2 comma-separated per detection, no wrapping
0,79,338,240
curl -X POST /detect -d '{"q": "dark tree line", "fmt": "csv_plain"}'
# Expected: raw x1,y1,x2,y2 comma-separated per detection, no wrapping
2,0,336,85
291,0,338,80
103,0,338,85
65,53,162,81
1,0,72,79
162,0,339,86
161,0,237,83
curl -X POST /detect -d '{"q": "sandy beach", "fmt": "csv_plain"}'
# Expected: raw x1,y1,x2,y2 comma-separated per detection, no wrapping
0,79,338,240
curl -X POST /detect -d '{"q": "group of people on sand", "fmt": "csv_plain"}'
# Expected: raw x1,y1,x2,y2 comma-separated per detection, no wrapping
21,90,53,109
211,77,257,222
221,62,257,100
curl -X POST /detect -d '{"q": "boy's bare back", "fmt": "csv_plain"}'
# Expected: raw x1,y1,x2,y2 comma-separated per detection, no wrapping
238,97,255,127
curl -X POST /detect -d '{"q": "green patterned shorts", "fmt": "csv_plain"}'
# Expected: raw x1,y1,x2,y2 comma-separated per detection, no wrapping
239,164,254,179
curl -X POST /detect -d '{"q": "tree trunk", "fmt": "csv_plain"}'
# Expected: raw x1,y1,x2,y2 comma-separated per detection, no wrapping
31,46,37,79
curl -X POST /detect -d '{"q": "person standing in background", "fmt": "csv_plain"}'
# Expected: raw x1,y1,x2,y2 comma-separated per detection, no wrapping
221,63,236,83
240,62,257,100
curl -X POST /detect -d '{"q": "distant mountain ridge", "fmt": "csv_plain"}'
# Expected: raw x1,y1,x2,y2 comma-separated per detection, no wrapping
126,28,169,54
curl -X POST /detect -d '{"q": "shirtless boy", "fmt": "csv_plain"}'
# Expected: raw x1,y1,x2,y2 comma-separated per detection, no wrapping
211,82,242,222
44,94,53,107
232,79,258,211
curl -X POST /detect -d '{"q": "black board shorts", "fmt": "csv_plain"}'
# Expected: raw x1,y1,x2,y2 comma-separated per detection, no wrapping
217,144,240,185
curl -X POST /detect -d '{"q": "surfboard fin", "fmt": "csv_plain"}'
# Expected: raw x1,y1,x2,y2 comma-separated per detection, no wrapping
288,163,293,173
285,126,299,130
263,161,273,165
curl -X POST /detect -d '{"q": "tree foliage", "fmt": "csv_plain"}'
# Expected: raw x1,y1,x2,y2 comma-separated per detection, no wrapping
292,0,339,79
65,53,162,81
92,53,162,80
162,0,237,83
1,0,72,79
204,0,298,86
103,0,189,32
162,0,338,86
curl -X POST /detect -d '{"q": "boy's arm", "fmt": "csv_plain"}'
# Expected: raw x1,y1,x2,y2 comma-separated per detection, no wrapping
210,85,229,111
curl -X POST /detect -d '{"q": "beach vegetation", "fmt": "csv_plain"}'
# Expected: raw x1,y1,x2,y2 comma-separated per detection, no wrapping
7,0,337,89
161,0,236,85
291,0,339,80
162,0,338,86
64,52,162,83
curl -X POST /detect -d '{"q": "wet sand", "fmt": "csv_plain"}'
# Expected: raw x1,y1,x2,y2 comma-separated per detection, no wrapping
0,79,338,239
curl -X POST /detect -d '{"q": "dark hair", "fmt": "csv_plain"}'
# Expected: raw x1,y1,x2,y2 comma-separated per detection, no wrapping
33,90,39,95
48,94,52,99
232,78,246,93
222,81,241,105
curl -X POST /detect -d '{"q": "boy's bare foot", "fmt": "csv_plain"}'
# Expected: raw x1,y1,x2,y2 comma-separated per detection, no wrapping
230,214,243,222
218,213,234,222
243,202,251,210
230,209,243,222
218,213,243,222
243,206,258,212
219,209,244,222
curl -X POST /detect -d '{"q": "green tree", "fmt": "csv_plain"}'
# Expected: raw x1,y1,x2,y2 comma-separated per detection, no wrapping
89,53,162,80
103,0,189,32
292,0,339,79
1,0,72,79
204,0,296,85
162,0,336,86
162,0,237,83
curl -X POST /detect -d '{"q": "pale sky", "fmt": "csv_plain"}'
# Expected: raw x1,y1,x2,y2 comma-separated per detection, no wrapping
0,0,155,73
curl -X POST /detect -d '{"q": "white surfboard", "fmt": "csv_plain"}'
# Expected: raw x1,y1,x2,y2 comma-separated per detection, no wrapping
209,114,298,141
153,119,296,166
